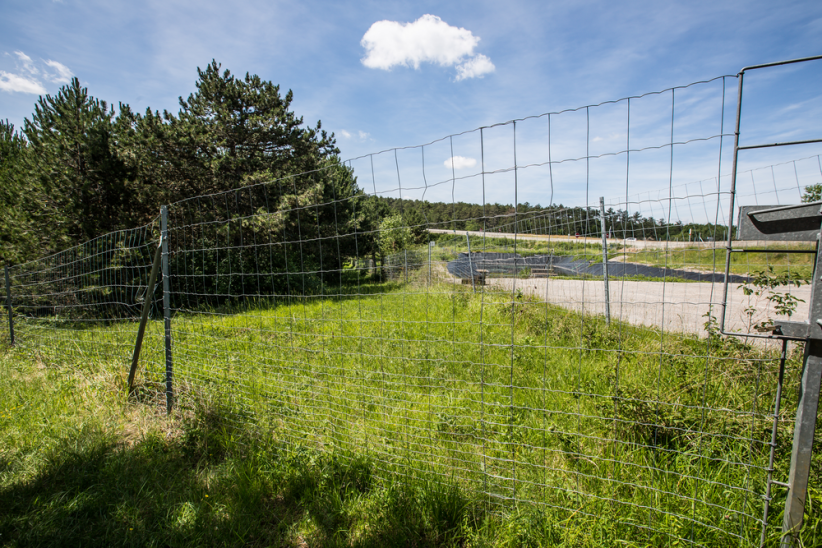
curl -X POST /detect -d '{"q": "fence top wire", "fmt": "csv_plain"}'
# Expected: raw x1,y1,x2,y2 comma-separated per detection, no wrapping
163,74,736,209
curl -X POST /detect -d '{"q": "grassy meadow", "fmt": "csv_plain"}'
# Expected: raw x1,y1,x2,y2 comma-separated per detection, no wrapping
627,244,816,278
1,276,821,547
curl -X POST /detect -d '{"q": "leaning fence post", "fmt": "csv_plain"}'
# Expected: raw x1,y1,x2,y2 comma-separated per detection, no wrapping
161,205,174,414
127,236,163,392
4,264,14,346
599,197,611,325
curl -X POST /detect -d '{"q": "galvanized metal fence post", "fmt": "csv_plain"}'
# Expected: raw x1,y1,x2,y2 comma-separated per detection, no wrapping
161,206,174,414
428,241,432,286
466,232,475,293
404,249,408,284
599,197,611,325
4,265,13,346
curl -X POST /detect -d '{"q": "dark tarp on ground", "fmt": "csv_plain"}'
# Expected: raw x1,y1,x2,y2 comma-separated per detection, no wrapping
446,252,750,283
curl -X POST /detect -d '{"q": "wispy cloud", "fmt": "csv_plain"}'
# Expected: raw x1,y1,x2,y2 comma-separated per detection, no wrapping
43,60,73,83
0,71,46,93
361,14,494,81
0,51,72,94
339,129,370,141
444,155,477,169
14,50,38,75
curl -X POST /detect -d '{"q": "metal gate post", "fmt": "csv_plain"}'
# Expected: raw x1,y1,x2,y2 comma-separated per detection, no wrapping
734,202,822,547
599,197,611,325
783,233,822,544
4,265,13,346
718,55,822,546
784,339,822,543
161,206,174,414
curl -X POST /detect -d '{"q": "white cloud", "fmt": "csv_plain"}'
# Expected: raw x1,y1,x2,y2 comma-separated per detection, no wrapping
14,51,38,75
43,60,73,84
0,71,46,94
444,156,477,169
455,54,495,81
0,51,73,94
361,14,494,81
340,129,370,141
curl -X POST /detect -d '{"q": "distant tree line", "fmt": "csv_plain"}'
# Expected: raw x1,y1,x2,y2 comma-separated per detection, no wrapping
376,198,729,242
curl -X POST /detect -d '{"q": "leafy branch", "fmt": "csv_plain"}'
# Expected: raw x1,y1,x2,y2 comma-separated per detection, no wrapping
738,266,807,332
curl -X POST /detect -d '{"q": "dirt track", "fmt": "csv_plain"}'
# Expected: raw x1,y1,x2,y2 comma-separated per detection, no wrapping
487,276,811,339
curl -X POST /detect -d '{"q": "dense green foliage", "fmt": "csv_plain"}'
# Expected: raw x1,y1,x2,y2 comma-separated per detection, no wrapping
0,120,49,264
802,183,822,203
0,62,356,267
25,79,133,242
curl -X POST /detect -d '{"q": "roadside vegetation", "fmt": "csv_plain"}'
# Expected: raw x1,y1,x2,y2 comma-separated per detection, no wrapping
626,244,816,278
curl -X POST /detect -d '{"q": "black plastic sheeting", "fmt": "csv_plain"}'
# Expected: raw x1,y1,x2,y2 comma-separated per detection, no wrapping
446,252,750,283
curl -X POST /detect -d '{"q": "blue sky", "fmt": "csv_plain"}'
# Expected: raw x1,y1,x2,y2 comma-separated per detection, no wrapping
2,0,822,217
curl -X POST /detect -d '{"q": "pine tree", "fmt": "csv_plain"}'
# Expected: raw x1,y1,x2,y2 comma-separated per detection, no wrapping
0,120,48,264
24,78,132,242
119,60,340,203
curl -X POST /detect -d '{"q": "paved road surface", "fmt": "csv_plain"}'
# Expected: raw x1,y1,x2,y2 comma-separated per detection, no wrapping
486,276,811,340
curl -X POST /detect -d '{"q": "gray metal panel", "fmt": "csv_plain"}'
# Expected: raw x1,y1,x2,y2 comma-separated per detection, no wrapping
737,203,822,241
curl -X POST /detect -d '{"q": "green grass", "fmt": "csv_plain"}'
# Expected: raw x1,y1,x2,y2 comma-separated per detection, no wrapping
430,233,613,260
1,277,820,547
626,244,816,278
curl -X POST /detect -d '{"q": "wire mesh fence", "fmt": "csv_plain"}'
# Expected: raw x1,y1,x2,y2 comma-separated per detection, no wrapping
3,70,822,547
4,223,164,395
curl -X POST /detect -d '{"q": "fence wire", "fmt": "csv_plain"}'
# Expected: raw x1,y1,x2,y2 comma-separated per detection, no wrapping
4,73,822,547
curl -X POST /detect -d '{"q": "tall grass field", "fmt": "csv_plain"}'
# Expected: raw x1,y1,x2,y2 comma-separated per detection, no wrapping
1,278,820,547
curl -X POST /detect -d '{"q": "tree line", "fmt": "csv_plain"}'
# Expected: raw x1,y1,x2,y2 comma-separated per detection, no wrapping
0,61,353,267
377,198,729,241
